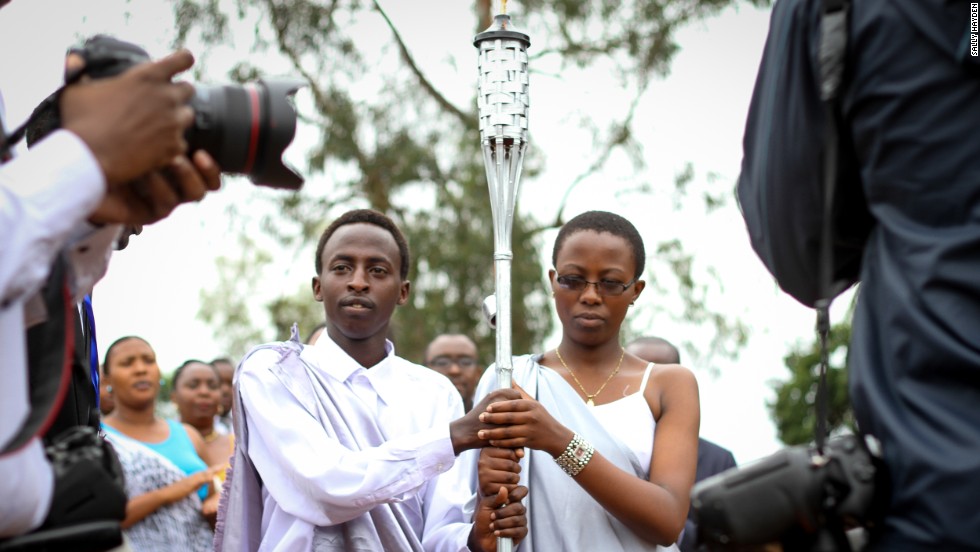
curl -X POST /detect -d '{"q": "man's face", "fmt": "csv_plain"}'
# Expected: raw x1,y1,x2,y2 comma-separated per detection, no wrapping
212,360,235,415
426,335,482,406
313,223,409,348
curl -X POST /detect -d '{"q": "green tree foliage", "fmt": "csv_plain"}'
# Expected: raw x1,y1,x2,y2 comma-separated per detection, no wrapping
769,316,856,446
174,0,766,363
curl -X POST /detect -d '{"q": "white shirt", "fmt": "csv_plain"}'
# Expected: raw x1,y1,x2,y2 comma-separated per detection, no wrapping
239,334,470,551
0,97,110,536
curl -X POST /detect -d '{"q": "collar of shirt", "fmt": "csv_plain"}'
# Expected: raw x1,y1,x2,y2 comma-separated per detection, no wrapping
302,333,403,409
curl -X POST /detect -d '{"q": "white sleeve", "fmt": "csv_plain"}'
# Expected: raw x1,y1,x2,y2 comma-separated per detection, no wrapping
0,439,55,538
422,367,505,551
0,129,105,307
239,351,459,527
421,447,479,552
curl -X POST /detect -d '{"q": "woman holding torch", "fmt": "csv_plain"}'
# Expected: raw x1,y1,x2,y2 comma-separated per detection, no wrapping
471,210,700,551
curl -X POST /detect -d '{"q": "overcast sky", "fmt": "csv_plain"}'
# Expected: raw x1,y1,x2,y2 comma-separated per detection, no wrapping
0,0,830,464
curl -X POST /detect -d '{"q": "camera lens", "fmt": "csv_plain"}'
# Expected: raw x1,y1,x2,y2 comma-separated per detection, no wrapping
186,78,305,189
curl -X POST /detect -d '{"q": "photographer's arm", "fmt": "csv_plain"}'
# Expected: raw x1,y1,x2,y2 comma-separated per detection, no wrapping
0,443,54,537
0,129,105,309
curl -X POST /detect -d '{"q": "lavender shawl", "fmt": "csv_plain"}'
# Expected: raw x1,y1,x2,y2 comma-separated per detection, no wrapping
214,326,423,552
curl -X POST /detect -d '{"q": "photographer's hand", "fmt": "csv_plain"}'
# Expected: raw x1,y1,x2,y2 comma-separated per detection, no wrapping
60,49,197,189
87,150,221,226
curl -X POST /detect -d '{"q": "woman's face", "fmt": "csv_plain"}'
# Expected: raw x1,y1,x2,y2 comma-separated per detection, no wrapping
551,230,644,347
172,362,221,426
105,338,161,410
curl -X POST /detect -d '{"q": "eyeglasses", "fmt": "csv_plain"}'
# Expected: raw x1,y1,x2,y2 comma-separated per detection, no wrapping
429,356,479,370
556,274,638,297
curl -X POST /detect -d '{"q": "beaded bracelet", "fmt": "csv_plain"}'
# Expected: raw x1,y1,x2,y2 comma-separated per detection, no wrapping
555,433,595,477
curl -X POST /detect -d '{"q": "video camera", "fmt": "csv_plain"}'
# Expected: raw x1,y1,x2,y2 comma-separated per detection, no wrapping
690,434,888,551
27,34,305,190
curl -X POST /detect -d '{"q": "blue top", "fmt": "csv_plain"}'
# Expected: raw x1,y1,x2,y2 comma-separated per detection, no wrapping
104,418,209,501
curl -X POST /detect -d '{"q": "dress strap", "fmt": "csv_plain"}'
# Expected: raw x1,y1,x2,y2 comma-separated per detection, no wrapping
638,362,655,395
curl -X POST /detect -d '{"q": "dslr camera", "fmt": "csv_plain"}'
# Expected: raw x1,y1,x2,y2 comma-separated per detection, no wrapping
691,434,888,551
30,34,305,189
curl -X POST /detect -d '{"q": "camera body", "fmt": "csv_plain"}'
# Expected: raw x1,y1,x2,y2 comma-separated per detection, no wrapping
34,34,305,189
691,434,887,551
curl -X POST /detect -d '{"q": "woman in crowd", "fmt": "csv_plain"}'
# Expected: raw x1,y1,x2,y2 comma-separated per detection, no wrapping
171,359,234,468
100,336,222,551
472,210,700,550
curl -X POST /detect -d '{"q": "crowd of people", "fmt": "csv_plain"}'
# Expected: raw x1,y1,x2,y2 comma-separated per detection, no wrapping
76,268,735,552
99,342,230,551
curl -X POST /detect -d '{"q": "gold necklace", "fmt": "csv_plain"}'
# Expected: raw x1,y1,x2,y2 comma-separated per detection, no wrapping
202,430,220,443
555,346,625,407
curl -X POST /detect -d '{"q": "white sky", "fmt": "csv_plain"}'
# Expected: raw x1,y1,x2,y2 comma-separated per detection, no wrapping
0,0,831,464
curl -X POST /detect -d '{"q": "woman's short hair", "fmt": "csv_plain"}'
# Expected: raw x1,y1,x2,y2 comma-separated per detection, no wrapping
552,210,646,279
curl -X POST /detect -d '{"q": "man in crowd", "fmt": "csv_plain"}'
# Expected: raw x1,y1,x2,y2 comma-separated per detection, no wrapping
210,357,235,435
424,333,483,412
217,209,526,551
626,335,737,552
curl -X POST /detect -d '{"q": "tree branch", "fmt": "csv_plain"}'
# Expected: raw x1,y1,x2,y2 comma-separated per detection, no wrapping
373,0,472,127
262,0,334,120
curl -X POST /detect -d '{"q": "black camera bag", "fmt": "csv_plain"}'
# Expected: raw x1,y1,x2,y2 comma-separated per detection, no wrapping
736,0,874,309
0,258,126,550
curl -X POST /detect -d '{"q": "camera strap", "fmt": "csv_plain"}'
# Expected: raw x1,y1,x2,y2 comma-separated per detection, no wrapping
0,90,63,161
814,0,850,455
0,65,89,161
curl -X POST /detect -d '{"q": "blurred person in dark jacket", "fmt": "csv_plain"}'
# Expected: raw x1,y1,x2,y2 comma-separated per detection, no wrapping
739,1,980,549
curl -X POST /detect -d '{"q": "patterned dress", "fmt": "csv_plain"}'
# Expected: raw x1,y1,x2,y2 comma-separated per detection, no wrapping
103,429,214,552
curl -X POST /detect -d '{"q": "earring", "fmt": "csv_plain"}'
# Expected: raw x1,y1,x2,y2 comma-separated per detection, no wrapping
106,385,113,394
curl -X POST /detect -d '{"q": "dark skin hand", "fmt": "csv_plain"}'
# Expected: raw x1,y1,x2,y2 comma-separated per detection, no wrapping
449,388,522,456
476,384,573,457
202,490,221,528
477,446,524,498
60,49,196,187
468,486,529,552
59,49,222,226
86,151,221,226
477,376,699,546
472,446,526,551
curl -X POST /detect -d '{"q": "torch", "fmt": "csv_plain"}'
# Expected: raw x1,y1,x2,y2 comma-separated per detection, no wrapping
475,5,529,551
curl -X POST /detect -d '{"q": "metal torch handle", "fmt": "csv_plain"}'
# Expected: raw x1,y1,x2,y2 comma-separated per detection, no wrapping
494,255,514,552
475,15,529,552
